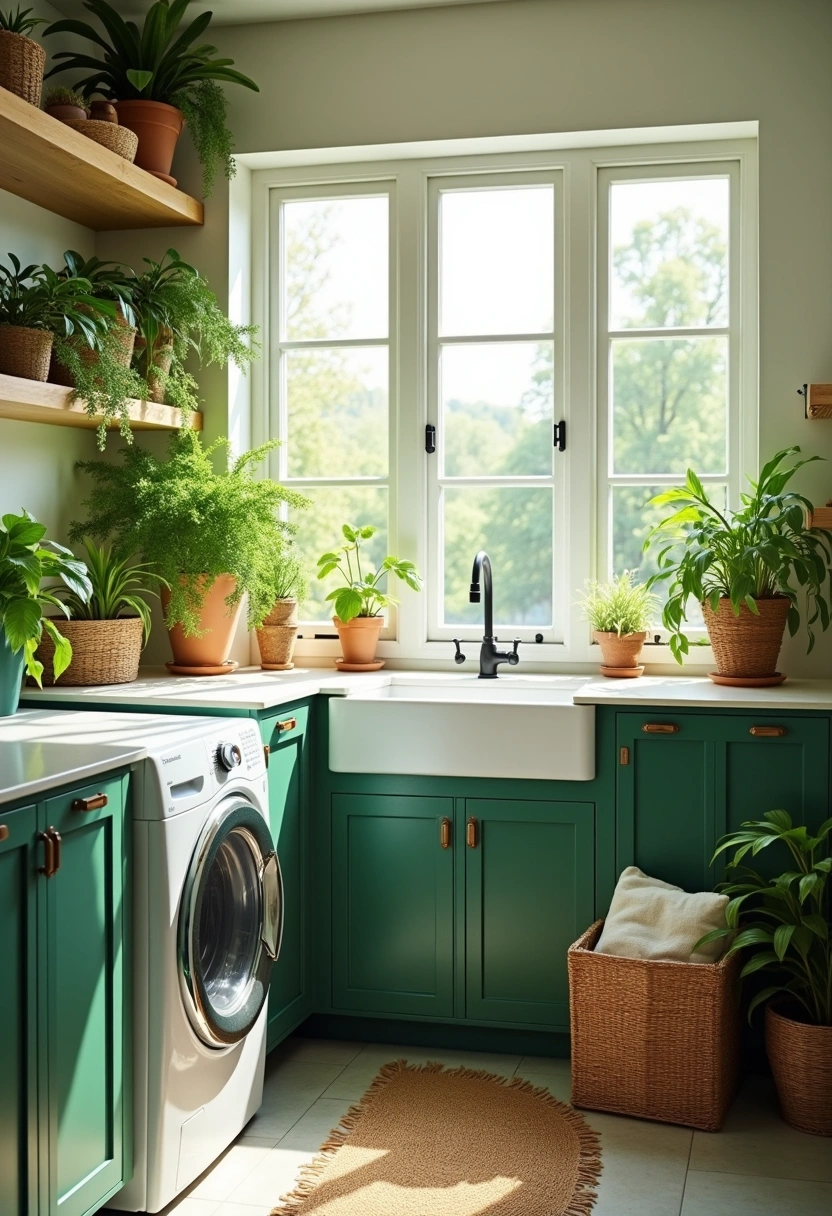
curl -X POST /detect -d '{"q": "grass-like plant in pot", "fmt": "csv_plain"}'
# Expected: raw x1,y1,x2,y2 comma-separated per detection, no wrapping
36,540,166,687
0,6,46,106
43,84,88,121
578,571,658,677
256,545,308,672
317,525,422,668
44,0,259,194
130,248,257,419
645,448,832,685
694,811,832,1135
71,432,309,675
0,510,92,715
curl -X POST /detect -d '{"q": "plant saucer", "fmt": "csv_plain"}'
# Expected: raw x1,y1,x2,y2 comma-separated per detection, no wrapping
334,658,386,672
165,660,239,677
600,664,644,679
708,671,787,687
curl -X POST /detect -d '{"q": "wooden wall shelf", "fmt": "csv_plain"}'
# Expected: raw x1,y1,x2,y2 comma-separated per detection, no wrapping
0,373,202,434
803,384,832,420
0,87,203,230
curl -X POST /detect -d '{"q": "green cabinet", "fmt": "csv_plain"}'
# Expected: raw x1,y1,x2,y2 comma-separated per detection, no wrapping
262,706,313,1049
464,799,595,1028
616,711,830,891
331,794,455,1018
0,773,130,1216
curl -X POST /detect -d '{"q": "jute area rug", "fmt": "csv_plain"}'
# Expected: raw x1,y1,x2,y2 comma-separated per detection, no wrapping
272,1060,602,1216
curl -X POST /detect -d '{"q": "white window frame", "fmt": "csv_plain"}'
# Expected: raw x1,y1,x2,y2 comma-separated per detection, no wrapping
249,134,757,669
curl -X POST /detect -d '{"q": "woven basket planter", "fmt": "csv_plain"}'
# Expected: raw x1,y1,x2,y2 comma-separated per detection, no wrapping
264,598,299,627
134,333,174,403
0,31,45,105
256,624,298,671
50,314,137,387
35,617,144,686
765,1004,832,1136
0,325,53,381
702,596,790,678
65,118,138,163
568,920,741,1130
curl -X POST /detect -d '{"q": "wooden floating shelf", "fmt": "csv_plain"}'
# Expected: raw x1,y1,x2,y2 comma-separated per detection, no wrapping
804,383,832,419
0,86,203,230
0,373,202,433
808,507,832,530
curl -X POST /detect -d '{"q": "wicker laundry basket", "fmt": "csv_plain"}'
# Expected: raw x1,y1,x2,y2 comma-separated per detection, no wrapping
568,920,741,1131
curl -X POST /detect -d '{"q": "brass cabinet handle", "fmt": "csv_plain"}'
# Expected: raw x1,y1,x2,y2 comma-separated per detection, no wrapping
440,817,451,849
277,718,297,734
642,723,679,734
0,824,8,844
38,827,61,878
749,726,787,738
466,817,478,848
263,744,270,768
71,793,108,813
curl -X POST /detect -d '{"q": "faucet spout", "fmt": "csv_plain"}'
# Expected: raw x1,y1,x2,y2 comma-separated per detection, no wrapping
468,549,520,678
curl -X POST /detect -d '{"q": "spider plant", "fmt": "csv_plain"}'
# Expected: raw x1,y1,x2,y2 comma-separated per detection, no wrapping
56,540,166,643
0,6,46,35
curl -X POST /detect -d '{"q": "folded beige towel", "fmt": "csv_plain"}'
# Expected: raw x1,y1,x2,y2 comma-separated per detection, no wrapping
595,866,729,964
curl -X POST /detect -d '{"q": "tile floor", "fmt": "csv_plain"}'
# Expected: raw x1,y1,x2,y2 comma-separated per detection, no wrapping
129,1035,832,1216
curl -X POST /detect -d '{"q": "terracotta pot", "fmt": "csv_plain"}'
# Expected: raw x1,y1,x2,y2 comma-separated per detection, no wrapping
702,596,790,679
256,624,298,671
46,103,87,122
594,630,646,672
0,625,25,717
765,1004,832,1136
134,332,174,403
162,575,242,669
35,618,144,686
0,325,53,380
89,100,117,123
333,615,384,666
264,598,299,627
0,30,45,106
114,99,184,185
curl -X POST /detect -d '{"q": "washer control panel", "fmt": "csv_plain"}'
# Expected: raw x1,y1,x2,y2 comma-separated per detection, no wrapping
216,741,243,771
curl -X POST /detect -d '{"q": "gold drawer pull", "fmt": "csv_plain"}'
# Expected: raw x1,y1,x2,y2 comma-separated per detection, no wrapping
466,817,478,848
39,827,61,878
263,744,270,768
0,824,8,843
72,793,108,812
277,718,297,734
440,817,451,849
749,726,787,738
642,723,679,734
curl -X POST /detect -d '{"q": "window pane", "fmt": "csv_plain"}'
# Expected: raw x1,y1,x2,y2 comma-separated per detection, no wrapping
439,186,554,336
611,336,728,476
443,487,553,628
283,196,388,340
293,485,388,622
610,177,729,329
441,342,553,477
286,347,388,479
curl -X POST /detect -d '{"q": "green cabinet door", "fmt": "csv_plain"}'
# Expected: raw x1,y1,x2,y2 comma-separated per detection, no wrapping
331,794,455,1017
464,799,595,1029
0,805,38,1216
41,775,129,1216
617,712,830,892
262,707,312,1050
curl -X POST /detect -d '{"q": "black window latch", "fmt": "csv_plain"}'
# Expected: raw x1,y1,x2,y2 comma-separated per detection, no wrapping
425,423,436,454
553,420,566,452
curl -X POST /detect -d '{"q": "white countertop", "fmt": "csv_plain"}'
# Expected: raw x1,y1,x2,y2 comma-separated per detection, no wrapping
18,667,832,713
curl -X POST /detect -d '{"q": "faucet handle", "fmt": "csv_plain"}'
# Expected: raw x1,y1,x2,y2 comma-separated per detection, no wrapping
452,639,466,665
508,638,521,666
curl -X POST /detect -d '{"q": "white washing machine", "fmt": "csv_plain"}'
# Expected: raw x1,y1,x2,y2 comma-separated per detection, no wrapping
106,713,281,1213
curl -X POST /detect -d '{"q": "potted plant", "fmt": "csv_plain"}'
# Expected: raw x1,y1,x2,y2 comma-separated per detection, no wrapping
0,510,92,715
43,84,88,121
44,0,259,194
695,810,832,1135
645,449,832,685
256,545,307,672
0,254,116,381
317,525,422,669
35,540,165,686
0,6,46,105
129,248,257,416
578,571,658,677
70,432,309,675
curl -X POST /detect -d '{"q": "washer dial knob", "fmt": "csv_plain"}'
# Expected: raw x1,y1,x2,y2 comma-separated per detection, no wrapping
217,742,243,772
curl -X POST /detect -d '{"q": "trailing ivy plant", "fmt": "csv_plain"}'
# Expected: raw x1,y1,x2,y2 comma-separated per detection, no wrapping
44,0,259,196
644,448,832,662
71,431,310,635
317,525,423,621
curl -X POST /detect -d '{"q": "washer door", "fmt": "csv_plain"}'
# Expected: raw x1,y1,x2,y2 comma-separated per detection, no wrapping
179,798,283,1048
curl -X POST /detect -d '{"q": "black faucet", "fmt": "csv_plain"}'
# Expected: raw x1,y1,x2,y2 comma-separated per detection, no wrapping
469,550,520,678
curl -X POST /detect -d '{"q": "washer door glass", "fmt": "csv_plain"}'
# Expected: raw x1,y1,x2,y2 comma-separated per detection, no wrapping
180,800,283,1048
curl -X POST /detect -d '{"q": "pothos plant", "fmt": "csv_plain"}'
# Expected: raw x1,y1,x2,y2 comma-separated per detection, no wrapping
645,448,832,662
317,525,423,622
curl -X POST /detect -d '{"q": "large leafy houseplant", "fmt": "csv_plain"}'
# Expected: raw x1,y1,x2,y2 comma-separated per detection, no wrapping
70,431,310,637
0,511,92,708
645,448,832,667
44,0,259,195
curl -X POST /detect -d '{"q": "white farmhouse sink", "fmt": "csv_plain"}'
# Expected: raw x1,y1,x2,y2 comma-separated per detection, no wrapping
328,675,595,781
